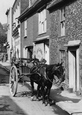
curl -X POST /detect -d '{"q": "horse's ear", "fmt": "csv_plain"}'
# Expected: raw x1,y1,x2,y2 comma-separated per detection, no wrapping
41,58,46,64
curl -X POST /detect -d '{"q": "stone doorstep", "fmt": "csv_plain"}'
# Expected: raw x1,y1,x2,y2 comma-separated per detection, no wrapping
71,112,82,115
56,98,82,115
56,89,82,114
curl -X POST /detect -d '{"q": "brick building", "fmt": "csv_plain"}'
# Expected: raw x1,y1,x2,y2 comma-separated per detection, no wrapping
18,0,50,64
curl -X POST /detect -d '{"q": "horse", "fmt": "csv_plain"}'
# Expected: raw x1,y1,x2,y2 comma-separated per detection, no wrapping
26,59,65,105
42,62,65,106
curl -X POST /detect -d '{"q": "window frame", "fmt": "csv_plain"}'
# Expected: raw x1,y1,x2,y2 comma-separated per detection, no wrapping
38,9,47,34
59,7,65,37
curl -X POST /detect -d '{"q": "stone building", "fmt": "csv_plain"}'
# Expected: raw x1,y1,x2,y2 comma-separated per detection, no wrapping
48,0,82,92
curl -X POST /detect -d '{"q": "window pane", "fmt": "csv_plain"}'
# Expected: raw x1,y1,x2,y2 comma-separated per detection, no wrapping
24,20,27,36
61,21,65,36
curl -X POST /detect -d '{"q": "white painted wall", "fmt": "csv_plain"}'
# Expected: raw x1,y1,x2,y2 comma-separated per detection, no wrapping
13,2,21,58
7,7,12,62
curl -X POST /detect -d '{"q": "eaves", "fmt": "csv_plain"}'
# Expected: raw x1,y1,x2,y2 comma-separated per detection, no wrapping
18,0,42,22
47,0,77,11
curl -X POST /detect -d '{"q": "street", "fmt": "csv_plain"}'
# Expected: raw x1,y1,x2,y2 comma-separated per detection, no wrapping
0,82,69,115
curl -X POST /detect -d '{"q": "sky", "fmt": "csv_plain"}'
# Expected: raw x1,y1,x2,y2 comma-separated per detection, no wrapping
0,0,15,24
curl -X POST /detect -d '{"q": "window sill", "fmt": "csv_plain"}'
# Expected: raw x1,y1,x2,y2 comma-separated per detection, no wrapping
58,35,65,38
38,31,47,35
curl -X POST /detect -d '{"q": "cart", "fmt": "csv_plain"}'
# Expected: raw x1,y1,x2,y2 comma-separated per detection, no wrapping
9,58,32,97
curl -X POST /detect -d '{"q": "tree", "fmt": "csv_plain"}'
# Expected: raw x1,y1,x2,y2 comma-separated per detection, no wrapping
0,23,7,44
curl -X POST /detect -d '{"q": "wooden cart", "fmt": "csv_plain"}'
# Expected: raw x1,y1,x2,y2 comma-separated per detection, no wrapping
9,58,32,97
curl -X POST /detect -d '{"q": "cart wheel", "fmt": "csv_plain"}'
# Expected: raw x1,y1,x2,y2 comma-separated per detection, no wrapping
9,65,18,96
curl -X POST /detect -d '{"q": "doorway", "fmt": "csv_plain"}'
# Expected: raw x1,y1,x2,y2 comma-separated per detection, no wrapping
68,47,79,91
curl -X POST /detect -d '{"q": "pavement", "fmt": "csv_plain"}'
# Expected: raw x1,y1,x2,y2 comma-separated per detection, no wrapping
0,61,82,115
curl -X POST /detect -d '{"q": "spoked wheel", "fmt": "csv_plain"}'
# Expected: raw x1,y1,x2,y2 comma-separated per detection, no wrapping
9,65,18,97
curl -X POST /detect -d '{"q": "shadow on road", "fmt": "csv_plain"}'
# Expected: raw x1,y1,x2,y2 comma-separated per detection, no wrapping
0,95,28,115
0,63,10,84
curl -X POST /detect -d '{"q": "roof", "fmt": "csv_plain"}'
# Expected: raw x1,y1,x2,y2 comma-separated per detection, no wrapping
18,0,42,21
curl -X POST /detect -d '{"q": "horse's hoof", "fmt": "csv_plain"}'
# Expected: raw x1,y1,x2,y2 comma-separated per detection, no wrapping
36,98,39,101
38,97,42,101
31,96,34,101
50,100,55,106
42,100,45,103
45,102,48,106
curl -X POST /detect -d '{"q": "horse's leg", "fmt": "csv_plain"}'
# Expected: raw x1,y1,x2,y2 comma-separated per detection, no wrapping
42,86,47,104
30,79,34,97
36,84,41,100
45,87,51,106
47,88,51,105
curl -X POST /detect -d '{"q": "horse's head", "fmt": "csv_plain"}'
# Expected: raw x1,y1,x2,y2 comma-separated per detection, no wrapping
52,63,65,84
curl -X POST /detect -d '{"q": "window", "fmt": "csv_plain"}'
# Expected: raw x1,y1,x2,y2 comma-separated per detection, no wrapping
60,49,65,63
38,9,47,34
59,7,65,36
24,20,27,37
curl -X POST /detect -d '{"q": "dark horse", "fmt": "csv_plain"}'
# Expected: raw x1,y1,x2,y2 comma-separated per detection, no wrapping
42,62,65,106
27,59,65,104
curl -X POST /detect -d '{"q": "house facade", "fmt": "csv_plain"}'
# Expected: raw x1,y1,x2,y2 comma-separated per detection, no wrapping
18,0,50,64
6,7,13,62
12,0,29,58
33,6,50,64
48,0,82,92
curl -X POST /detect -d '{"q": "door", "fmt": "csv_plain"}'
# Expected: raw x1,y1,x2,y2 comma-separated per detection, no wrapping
68,48,79,91
69,50,76,91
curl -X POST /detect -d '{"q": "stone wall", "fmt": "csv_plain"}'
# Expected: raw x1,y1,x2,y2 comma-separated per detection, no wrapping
49,0,82,88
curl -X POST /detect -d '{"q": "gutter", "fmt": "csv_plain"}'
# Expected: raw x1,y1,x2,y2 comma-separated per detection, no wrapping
47,0,63,10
